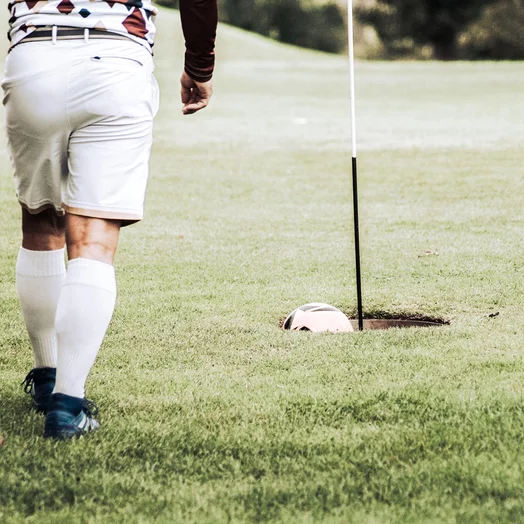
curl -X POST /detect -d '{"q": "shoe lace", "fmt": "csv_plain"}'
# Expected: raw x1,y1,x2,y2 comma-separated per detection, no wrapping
21,370,35,394
82,398,99,418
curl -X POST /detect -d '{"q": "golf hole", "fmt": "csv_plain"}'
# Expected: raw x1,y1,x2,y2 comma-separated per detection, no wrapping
349,317,449,331
281,304,449,332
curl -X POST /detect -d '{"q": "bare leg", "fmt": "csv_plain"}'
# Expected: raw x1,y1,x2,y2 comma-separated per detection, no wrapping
65,214,121,264
53,214,121,398
22,208,66,250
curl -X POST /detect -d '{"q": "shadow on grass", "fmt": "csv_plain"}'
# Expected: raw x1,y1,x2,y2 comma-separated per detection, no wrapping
0,389,44,440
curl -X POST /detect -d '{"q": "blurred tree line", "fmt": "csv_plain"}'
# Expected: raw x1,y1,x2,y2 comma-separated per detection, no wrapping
156,0,347,53
357,0,524,60
157,0,524,60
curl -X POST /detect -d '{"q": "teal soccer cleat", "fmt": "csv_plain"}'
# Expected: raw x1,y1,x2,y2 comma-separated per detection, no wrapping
44,393,100,440
21,368,56,414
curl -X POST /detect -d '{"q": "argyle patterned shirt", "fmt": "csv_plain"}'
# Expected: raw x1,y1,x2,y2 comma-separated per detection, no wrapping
8,1,217,81
8,1,158,50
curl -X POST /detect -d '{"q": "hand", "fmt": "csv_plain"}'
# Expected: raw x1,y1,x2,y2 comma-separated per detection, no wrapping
180,71,213,115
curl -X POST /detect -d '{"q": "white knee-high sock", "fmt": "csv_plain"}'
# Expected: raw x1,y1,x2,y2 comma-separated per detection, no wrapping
16,247,66,369
54,258,116,398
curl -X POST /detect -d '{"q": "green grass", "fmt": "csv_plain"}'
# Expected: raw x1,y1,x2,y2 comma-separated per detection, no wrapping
1,7,524,523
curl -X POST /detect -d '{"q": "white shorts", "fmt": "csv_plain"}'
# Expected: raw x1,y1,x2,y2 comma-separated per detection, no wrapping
2,38,159,224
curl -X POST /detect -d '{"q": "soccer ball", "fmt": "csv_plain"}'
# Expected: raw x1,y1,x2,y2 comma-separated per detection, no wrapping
283,303,354,333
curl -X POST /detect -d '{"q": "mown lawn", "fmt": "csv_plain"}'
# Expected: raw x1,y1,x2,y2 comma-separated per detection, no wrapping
1,7,524,524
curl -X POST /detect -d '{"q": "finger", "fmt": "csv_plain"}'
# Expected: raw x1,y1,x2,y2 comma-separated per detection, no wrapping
180,86,192,104
182,103,203,115
185,92,199,109
182,99,209,115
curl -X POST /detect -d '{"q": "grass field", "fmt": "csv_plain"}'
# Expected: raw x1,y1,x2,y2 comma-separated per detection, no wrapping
1,6,524,524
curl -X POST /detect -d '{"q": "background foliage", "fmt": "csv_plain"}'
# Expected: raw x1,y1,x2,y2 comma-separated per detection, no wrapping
157,0,524,60
357,0,524,59
356,0,494,59
157,0,347,53
459,0,524,59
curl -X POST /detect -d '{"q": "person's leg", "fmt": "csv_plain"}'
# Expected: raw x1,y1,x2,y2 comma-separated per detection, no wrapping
18,209,66,412
44,40,156,437
45,214,120,438
53,214,120,398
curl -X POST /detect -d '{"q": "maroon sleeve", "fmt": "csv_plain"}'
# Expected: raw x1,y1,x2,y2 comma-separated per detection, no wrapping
179,0,218,82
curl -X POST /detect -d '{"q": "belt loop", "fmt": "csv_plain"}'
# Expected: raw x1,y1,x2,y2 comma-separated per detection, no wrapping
52,25,57,45
84,28,89,43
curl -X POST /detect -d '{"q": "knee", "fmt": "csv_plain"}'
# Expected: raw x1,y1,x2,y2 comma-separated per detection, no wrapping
22,208,66,250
